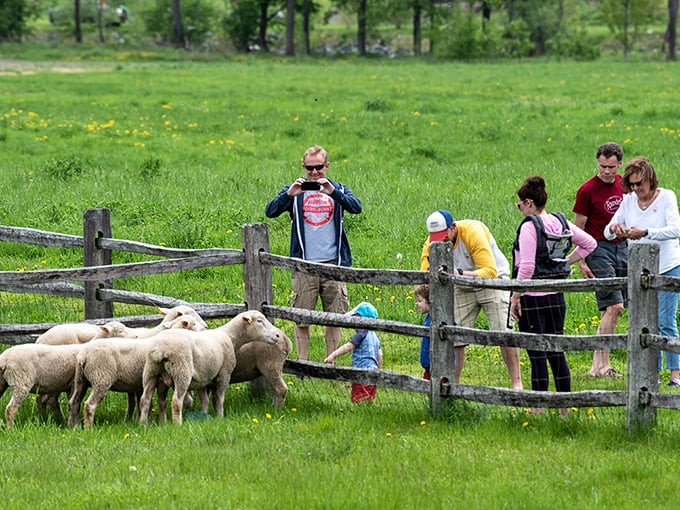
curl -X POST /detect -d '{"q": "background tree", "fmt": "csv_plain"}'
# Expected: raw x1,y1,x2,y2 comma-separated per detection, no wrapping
224,0,260,51
665,0,678,60
599,0,664,61
75,0,82,42
145,0,217,48
285,0,295,54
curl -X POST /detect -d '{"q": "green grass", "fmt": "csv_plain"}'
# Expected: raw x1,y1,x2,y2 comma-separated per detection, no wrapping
1,58,680,507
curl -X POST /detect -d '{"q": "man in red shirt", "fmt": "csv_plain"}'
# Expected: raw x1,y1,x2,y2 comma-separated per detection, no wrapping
573,142,626,378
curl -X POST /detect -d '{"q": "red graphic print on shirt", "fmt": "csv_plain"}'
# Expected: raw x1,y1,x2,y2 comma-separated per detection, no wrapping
303,193,334,227
604,195,623,215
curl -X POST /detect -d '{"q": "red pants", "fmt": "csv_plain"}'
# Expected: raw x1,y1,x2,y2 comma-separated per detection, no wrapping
351,383,377,403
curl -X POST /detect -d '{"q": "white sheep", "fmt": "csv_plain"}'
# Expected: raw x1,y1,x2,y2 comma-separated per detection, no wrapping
0,343,83,428
35,320,137,345
35,305,208,345
139,310,281,425
197,328,292,410
158,305,209,331
67,315,204,429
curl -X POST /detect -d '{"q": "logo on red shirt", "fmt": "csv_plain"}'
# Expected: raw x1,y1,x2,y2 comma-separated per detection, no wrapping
605,195,623,215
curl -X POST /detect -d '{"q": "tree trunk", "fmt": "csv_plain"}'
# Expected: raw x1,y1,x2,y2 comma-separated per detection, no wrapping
74,0,82,43
668,0,679,61
172,0,185,49
357,0,367,56
97,2,104,43
303,0,311,55
285,0,295,56
413,1,421,56
623,0,630,62
482,0,491,31
258,0,269,51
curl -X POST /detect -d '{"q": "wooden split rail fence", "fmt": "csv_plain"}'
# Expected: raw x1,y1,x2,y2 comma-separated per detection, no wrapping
1,208,679,433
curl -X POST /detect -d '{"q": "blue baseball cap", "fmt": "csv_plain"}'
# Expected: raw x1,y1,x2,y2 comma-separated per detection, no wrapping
347,302,379,319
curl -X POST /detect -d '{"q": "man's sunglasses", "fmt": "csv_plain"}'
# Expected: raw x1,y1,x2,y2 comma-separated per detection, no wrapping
303,163,326,172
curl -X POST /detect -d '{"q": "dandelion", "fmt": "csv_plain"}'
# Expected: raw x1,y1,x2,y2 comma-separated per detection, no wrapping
420,420,426,426
252,417,259,424
227,229,233,235
522,421,529,427
265,413,272,419
291,408,297,412
385,432,392,437
124,433,130,439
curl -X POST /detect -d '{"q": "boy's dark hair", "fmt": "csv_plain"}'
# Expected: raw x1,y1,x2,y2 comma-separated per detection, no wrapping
414,284,430,302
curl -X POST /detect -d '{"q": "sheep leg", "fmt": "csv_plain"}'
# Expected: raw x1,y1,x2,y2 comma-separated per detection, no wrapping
5,387,30,428
68,379,90,428
263,374,288,408
0,378,7,400
194,387,209,413
139,377,158,425
82,384,112,429
125,393,138,421
171,380,191,425
157,382,169,425
38,394,65,425
211,378,230,418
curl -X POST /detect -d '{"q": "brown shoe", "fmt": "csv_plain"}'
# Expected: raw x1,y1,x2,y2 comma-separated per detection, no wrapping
601,368,623,378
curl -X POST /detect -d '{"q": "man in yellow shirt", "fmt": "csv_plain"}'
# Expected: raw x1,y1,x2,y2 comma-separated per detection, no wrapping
421,210,522,388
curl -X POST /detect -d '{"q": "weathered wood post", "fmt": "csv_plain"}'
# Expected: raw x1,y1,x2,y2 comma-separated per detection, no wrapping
429,241,456,413
626,243,660,433
242,223,273,315
83,208,113,320
242,222,274,399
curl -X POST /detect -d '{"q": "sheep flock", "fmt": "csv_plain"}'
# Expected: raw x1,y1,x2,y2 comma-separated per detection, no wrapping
0,306,292,429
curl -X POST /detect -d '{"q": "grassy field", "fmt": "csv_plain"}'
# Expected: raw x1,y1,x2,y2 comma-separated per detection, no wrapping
1,58,680,507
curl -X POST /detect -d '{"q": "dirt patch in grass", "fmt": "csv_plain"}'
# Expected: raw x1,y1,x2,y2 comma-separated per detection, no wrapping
0,59,114,75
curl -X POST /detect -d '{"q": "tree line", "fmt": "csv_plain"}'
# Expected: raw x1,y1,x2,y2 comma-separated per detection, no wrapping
1,0,678,60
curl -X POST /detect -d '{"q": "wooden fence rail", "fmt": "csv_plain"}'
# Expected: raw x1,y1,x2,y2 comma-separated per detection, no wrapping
0,208,677,433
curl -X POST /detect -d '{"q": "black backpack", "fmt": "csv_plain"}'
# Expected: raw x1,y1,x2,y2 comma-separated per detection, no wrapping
512,212,573,279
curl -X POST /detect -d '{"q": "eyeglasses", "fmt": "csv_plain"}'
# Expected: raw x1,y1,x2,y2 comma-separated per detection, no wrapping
516,201,524,210
303,163,326,172
629,180,644,188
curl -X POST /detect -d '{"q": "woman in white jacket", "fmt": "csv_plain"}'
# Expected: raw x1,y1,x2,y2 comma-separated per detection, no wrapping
605,156,680,386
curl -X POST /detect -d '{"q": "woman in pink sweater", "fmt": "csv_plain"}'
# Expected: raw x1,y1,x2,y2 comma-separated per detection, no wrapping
510,176,596,397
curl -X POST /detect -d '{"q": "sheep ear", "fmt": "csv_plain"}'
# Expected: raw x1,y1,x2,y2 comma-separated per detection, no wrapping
99,325,111,335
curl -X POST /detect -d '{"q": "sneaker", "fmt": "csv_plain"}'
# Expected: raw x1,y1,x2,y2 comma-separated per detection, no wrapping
668,379,680,387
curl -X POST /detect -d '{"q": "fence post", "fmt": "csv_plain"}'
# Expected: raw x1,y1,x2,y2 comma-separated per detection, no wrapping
83,208,113,320
429,241,456,413
242,222,274,400
626,243,660,433
242,222,273,315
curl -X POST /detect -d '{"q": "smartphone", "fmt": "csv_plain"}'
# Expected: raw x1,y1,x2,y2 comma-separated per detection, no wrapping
301,181,321,191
